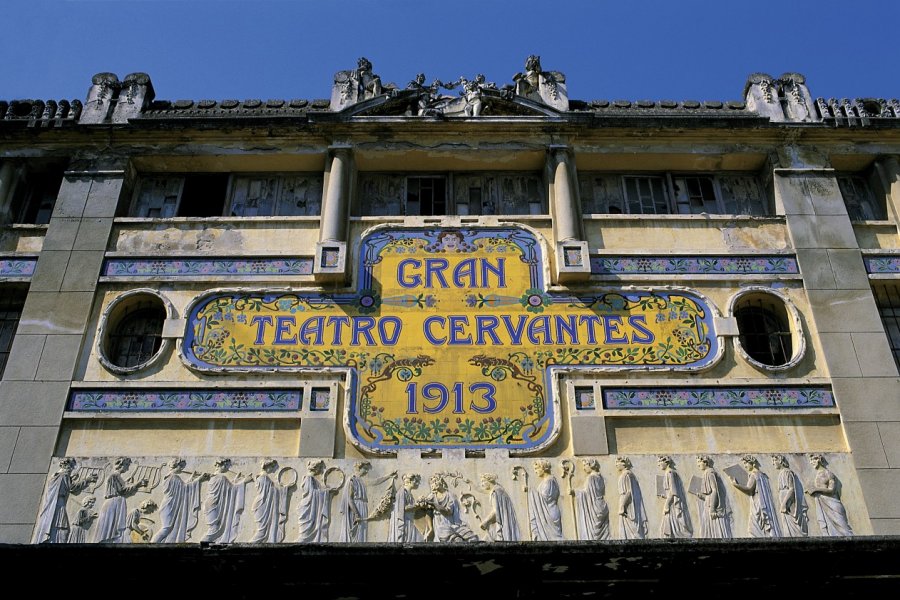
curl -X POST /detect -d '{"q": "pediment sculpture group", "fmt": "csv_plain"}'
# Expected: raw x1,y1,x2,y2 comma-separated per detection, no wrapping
331,55,569,115
34,452,853,544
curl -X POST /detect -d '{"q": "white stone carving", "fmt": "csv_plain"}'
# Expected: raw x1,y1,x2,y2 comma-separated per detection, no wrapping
571,458,610,541
479,473,521,542
249,459,292,544
339,461,371,543
527,459,564,541
771,454,808,537
805,454,853,536
297,460,338,543
153,458,209,543
418,473,480,543
34,458,97,544
67,495,98,543
692,455,733,539
727,455,780,538
615,456,648,540
126,499,158,543
388,473,424,543
657,455,692,539
201,458,251,544
94,457,148,543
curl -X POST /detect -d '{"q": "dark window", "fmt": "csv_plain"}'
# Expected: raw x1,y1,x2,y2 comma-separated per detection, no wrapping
0,289,26,377
872,283,900,372
672,175,718,214
107,306,166,368
623,176,670,214
838,175,886,221
177,174,229,217
735,299,792,367
131,174,229,217
6,165,64,225
407,177,446,215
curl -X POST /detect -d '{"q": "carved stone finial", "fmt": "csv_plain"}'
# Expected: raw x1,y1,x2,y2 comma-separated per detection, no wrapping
112,72,155,123
744,73,785,121
777,72,817,123
80,72,121,124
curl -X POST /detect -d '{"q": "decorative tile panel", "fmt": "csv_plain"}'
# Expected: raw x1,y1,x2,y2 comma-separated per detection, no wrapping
101,257,314,278
0,256,37,278
603,386,834,409
590,255,799,276
69,389,302,412
863,255,900,274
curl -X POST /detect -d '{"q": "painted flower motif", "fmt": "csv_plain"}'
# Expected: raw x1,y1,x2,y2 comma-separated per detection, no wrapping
654,390,673,407
465,294,478,308
277,299,294,311
520,357,535,374
358,289,381,314
236,314,247,323
520,289,550,314
735,257,752,272
424,295,437,308
764,389,784,405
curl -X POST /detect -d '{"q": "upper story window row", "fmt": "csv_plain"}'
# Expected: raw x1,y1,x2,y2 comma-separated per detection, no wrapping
125,168,890,221
356,173,546,217
578,172,772,216
130,173,324,218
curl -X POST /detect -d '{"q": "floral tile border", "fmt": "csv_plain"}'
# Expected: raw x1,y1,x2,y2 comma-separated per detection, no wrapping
69,389,303,411
864,255,900,274
102,257,314,278
601,386,834,409
0,257,37,278
590,255,799,276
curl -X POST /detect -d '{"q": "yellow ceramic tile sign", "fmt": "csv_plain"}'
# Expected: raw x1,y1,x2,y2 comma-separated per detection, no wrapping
184,227,719,453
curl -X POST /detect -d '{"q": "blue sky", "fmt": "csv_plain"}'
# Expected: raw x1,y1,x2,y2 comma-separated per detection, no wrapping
2,0,899,104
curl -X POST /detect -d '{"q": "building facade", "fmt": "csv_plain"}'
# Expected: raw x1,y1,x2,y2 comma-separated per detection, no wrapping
2,58,900,561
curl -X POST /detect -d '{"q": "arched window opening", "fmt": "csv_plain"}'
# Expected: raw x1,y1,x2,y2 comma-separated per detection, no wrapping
735,298,792,367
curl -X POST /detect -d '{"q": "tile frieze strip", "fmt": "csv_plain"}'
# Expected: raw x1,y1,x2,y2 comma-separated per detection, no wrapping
863,254,900,274
68,388,333,412
101,256,314,278
590,255,799,276
0,256,37,279
600,386,835,409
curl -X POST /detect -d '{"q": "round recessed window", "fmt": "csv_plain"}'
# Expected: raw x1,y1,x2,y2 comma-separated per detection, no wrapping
99,290,171,374
731,289,804,370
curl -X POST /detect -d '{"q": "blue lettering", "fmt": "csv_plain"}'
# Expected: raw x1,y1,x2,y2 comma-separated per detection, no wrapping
554,315,579,345
448,316,472,345
329,316,350,345
378,317,402,345
423,316,447,345
453,259,476,288
628,315,655,343
603,316,628,344
397,259,422,289
501,315,528,345
250,315,273,345
273,316,297,345
298,317,324,346
579,315,602,344
481,258,506,289
351,317,377,346
475,316,502,345
425,258,450,288
527,316,552,345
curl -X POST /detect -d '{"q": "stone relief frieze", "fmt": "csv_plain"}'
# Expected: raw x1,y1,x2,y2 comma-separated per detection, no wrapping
32,453,861,544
